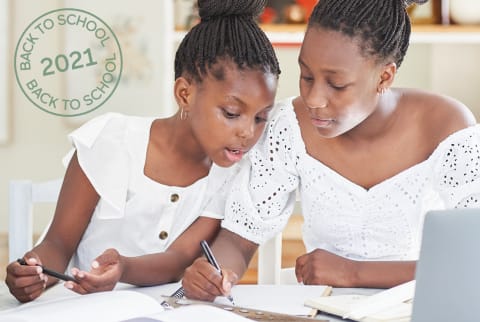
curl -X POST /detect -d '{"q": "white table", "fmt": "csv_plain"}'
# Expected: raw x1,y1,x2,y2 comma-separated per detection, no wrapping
0,282,381,321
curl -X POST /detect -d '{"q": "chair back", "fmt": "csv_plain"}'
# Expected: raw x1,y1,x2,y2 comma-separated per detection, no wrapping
8,179,62,262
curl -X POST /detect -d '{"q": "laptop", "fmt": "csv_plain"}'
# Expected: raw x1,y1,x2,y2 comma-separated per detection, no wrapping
411,208,480,322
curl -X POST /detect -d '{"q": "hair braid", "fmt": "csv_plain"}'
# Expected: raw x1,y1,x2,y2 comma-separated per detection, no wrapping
175,0,280,82
308,0,428,68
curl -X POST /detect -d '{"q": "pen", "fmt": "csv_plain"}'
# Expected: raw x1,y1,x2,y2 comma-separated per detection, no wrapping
200,240,235,306
17,258,77,282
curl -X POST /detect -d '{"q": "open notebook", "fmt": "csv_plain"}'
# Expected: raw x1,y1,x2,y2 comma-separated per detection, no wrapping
0,290,254,322
0,282,330,322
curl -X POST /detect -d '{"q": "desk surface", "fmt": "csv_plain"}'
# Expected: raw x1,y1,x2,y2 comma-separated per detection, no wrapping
0,282,380,321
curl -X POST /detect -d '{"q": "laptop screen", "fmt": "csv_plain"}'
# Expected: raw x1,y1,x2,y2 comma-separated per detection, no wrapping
411,208,480,322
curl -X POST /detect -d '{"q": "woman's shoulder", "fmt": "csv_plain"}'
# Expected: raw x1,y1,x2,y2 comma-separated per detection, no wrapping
397,88,477,144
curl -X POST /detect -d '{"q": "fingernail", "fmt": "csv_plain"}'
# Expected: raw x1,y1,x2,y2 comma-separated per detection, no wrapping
65,282,73,289
223,281,232,292
36,266,42,274
91,261,99,269
78,271,84,278
29,258,37,265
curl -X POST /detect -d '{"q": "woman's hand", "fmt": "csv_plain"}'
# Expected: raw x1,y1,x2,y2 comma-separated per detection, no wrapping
182,257,238,302
65,248,124,294
295,249,357,286
5,251,49,303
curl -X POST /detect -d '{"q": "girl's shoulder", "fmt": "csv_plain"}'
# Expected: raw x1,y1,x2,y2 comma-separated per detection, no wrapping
69,112,154,147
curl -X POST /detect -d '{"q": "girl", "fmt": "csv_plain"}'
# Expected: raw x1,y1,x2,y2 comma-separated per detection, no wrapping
6,0,280,303
182,0,480,300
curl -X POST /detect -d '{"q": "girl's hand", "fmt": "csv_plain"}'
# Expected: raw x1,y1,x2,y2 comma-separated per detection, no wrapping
5,252,48,303
295,249,357,286
182,257,238,302
65,248,123,294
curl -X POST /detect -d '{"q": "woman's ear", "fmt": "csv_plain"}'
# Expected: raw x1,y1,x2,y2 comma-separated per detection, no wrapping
377,62,397,93
173,76,193,109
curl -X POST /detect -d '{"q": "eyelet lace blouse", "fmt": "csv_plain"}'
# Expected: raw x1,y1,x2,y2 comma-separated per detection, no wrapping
222,97,480,261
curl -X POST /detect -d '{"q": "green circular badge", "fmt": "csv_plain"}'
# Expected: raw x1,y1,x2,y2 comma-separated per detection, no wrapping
14,8,123,117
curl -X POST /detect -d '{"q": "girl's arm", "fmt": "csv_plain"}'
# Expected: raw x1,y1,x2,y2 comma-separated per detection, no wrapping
5,152,99,301
64,215,223,295
118,216,222,285
182,228,258,301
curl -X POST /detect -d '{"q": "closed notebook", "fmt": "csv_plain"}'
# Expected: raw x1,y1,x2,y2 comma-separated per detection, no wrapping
304,280,415,322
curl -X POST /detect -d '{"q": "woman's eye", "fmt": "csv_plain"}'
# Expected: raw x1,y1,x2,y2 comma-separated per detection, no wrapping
222,108,239,119
301,75,314,82
329,82,347,90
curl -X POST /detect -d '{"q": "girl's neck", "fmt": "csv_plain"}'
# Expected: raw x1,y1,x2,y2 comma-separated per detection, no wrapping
154,116,211,166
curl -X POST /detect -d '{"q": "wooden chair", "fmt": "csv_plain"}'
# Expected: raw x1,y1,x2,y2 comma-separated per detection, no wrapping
8,179,62,262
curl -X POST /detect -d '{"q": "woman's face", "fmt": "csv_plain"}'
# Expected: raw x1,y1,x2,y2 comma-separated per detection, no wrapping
187,61,278,167
298,27,384,138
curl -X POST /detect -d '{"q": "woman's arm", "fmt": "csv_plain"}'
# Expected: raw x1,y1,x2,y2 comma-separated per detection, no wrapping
296,249,415,288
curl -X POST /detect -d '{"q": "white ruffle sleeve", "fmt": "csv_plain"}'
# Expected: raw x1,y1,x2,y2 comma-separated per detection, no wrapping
430,124,480,208
222,100,299,244
62,113,131,219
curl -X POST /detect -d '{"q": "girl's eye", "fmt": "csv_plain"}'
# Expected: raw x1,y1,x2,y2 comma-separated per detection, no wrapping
222,108,239,119
255,115,268,124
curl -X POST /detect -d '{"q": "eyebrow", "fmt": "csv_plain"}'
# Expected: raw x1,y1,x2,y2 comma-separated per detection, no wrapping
225,95,273,112
298,57,347,75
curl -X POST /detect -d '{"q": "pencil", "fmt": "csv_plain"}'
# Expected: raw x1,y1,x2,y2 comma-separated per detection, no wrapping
200,240,235,306
17,258,77,282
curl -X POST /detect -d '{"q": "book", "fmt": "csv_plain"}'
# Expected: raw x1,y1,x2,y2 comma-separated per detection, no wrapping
0,290,255,322
304,280,415,322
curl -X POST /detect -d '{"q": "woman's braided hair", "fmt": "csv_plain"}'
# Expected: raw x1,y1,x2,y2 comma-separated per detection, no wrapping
308,0,428,68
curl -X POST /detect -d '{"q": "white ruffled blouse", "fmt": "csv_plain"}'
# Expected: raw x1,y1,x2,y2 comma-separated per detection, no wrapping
222,97,480,261
64,113,238,270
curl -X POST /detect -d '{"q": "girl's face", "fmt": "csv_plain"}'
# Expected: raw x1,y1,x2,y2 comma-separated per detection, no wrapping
187,61,278,167
298,27,385,138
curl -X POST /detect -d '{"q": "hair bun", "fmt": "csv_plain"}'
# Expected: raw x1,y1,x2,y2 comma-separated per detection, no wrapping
198,0,266,21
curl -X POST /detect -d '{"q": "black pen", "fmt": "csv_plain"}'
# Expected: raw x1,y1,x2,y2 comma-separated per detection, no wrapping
17,258,77,282
200,240,235,305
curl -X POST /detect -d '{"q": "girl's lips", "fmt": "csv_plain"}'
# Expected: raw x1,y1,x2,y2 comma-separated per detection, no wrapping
225,148,245,163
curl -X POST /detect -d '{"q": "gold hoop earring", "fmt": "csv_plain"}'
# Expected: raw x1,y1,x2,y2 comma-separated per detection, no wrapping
180,108,188,120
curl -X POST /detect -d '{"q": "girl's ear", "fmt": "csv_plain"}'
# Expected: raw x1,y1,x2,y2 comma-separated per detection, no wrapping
174,76,193,109
377,62,397,93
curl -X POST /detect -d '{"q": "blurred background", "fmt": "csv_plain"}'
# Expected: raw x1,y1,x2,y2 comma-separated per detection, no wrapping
1,0,480,281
